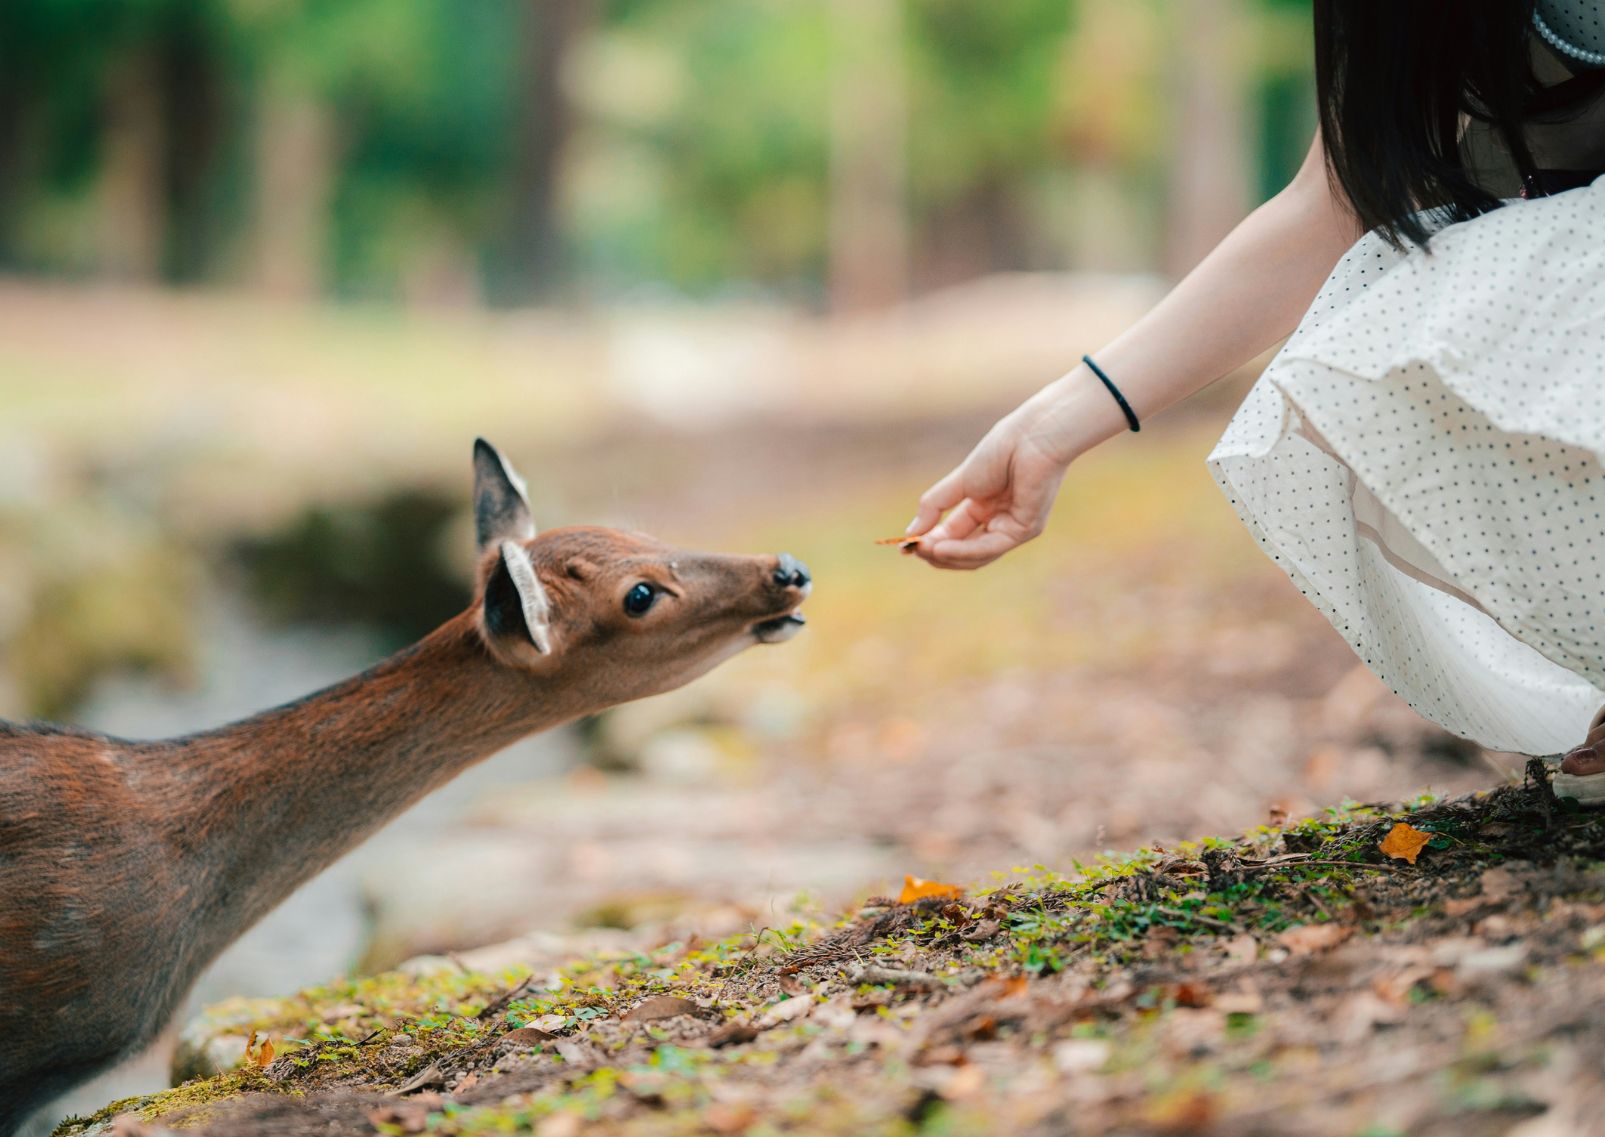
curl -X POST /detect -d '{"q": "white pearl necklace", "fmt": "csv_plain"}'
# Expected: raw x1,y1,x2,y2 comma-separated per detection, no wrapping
1534,8,1605,68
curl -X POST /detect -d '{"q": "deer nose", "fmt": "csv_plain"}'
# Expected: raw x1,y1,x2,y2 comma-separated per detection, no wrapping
772,552,811,590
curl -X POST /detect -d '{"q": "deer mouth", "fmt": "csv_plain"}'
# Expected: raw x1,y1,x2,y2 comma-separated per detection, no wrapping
752,611,807,644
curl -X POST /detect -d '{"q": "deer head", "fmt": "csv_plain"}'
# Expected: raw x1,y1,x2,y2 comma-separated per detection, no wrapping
470,439,811,707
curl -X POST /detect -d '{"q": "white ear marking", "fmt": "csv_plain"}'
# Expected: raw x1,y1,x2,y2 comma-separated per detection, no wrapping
495,452,535,537
499,540,553,655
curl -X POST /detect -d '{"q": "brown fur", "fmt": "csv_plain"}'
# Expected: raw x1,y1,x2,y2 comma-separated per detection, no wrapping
0,494,807,1130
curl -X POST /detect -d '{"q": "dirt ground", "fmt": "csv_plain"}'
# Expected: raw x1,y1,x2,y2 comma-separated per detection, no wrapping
63,768,1605,1137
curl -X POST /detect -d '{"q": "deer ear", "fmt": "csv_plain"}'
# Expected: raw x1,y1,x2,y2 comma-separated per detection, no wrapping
473,438,534,553
483,539,554,655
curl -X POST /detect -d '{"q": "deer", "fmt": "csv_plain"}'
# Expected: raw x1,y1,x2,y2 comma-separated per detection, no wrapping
0,439,812,1132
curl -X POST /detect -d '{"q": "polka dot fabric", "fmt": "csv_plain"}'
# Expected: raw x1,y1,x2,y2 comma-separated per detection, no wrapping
1535,0,1605,66
1208,179,1605,755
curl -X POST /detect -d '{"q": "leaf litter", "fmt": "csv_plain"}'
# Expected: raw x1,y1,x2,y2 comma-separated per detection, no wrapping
62,760,1605,1137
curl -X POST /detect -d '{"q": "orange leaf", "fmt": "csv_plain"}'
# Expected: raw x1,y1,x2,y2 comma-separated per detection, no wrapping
1277,922,1353,955
874,536,921,550
1379,822,1432,865
255,1036,275,1067
899,875,963,904
243,1030,258,1067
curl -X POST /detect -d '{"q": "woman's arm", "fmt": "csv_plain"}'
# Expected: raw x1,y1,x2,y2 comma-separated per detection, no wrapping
906,134,1364,569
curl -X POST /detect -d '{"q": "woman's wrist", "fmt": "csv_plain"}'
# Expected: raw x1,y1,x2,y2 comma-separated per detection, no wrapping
1020,363,1134,466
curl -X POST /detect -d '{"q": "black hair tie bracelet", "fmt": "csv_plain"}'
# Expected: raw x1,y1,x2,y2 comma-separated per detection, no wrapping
1082,354,1140,433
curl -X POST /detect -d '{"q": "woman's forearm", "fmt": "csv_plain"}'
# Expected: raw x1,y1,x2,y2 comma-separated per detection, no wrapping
1026,138,1363,464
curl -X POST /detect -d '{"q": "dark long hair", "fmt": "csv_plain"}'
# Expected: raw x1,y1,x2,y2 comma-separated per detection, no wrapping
1314,0,1540,246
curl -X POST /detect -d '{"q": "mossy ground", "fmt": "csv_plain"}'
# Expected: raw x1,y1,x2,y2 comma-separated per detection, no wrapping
58,764,1605,1137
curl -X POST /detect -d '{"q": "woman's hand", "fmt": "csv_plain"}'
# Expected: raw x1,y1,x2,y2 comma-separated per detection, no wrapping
903,133,1359,572
904,391,1082,570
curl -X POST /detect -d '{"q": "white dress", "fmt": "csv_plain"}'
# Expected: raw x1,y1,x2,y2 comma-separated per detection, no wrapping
1209,177,1605,755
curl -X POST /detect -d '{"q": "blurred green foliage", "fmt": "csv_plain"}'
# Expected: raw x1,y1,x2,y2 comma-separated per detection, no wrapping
0,0,1313,304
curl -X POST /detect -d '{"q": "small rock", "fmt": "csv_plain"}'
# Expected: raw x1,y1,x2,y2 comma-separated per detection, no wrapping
1455,942,1528,978
1053,1039,1111,1074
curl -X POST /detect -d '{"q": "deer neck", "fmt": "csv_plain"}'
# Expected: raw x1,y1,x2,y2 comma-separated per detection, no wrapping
156,612,580,952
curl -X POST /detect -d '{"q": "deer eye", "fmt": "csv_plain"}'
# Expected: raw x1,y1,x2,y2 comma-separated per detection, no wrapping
623,582,658,617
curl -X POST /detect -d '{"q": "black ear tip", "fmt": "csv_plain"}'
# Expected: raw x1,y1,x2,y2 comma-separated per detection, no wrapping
474,437,496,459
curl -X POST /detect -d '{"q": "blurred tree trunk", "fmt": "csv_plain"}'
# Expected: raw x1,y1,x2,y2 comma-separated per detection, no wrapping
252,77,336,300
503,0,590,304
1163,0,1253,279
914,180,1031,292
159,9,227,284
827,0,908,314
1060,0,1161,273
0,34,29,268
98,49,165,282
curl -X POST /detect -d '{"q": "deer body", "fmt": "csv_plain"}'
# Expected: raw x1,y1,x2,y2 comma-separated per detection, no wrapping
0,442,809,1131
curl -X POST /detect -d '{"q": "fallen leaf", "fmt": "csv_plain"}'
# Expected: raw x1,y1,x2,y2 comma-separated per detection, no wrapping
899,875,964,904
623,995,702,1023
553,1040,598,1067
366,1105,428,1134
1478,866,1519,900
704,1103,759,1134
1277,923,1353,955
961,919,1002,942
389,1062,445,1096
1220,934,1259,965
940,1063,987,1101
1150,1089,1217,1134
536,1115,582,1137
756,996,814,1028
241,1030,275,1069
875,535,920,549
703,1021,761,1048
1214,988,1263,1015
994,975,1028,998
500,1026,557,1048
1379,821,1433,864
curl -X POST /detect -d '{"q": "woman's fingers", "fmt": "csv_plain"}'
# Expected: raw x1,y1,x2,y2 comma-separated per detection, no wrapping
925,498,989,544
921,526,1022,570
913,503,1011,567
907,466,967,536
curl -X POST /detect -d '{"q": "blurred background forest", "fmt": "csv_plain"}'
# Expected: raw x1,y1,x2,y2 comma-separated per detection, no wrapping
0,0,1316,305
6,3,1521,1131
